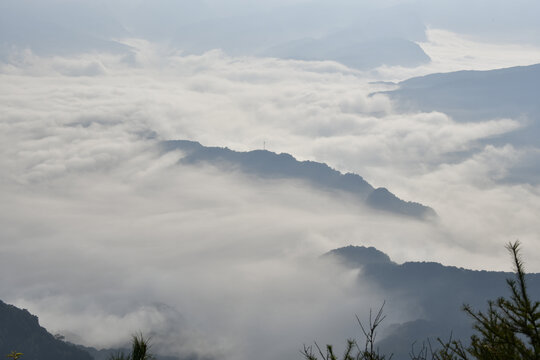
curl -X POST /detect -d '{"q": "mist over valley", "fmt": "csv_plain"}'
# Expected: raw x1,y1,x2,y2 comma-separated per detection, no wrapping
2,1,540,359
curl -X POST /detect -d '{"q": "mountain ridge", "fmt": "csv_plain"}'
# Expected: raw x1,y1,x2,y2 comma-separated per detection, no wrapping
381,62,540,123
161,140,436,219
325,245,540,360
0,299,93,360
379,62,540,184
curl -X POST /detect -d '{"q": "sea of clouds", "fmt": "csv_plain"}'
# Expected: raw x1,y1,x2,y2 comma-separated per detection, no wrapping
2,29,540,360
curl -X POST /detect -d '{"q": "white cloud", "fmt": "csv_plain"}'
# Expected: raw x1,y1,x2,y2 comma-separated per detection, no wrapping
1,41,540,359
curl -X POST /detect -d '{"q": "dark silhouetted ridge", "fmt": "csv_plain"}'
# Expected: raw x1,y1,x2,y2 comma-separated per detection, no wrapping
161,140,436,219
326,245,540,360
0,299,93,360
324,245,394,267
366,187,436,218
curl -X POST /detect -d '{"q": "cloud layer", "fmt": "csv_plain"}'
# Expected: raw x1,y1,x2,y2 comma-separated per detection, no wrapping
2,35,540,359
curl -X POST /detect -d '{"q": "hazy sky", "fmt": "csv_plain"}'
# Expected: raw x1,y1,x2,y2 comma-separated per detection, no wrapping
2,2,540,360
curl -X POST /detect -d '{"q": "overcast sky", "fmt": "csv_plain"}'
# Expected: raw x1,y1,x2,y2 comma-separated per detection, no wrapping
2,2,540,360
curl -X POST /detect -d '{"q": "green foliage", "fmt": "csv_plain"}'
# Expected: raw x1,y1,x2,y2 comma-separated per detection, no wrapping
108,334,155,360
435,241,540,360
303,241,540,360
6,352,23,360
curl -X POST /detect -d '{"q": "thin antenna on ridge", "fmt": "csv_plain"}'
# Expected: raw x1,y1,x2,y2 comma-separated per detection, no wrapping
263,141,266,150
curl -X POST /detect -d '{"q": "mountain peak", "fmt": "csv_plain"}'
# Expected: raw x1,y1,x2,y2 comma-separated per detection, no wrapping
324,245,395,267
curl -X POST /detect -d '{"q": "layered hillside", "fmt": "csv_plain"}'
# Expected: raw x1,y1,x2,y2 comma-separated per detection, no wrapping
326,245,540,360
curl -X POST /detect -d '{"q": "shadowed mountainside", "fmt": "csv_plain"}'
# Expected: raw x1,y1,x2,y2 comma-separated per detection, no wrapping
381,63,540,184
0,300,93,360
383,63,540,125
325,245,540,360
161,140,436,219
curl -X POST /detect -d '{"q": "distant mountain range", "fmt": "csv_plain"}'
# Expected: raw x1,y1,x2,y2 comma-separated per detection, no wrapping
3,1,539,69
383,63,540,124
382,62,540,184
0,1,430,70
161,140,436,219
325,245,540,360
